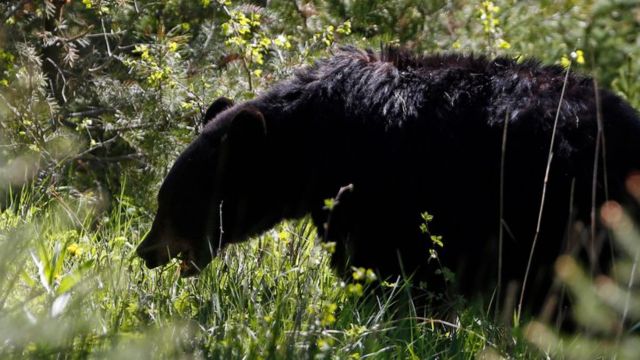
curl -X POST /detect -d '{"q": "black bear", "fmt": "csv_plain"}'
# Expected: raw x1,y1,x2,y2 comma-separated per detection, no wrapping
136,47,640,313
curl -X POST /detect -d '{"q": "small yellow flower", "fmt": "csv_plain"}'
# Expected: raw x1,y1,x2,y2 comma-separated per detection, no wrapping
496,38,511,49
67,243,83,257
452,40,462,50
347,283,363,297
352,267,366,281
571,49,585,64
321,303,337,326
259,37,271,48
345,323,367,338
316,337,334,351
482,1,500,13
274,35,292,50
560,56,571,69
365,269,377,283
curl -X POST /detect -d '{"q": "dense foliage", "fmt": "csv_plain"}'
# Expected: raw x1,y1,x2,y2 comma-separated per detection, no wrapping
1,0,639,358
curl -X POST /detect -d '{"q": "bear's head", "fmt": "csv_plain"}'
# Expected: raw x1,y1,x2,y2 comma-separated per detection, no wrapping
136,97,285,276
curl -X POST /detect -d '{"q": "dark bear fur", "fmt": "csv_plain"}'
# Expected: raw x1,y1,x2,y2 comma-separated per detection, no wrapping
137,46,640,312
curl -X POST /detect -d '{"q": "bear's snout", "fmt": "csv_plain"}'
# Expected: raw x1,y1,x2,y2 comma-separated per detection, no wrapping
136,227,206,276
136,234,172,269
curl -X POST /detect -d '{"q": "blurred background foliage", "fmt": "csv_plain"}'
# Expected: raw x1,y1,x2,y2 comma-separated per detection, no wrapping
1,0,640,358
0,0,639,208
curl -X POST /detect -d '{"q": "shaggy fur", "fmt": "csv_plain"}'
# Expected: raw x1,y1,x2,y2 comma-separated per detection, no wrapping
137,46,640,315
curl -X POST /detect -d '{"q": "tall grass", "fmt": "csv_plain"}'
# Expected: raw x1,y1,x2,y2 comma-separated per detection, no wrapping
0,181,537,359
3,181,640,359
525,175,640,359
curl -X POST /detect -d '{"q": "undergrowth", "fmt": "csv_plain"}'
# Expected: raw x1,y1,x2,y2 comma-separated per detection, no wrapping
0,183,536,359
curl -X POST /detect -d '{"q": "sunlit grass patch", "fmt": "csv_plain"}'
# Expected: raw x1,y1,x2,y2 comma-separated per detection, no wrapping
0,183,539,358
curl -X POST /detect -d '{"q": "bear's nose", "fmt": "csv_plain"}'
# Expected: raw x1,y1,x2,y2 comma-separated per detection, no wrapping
136,243,160,268
136,233,171,269
136,248,159,269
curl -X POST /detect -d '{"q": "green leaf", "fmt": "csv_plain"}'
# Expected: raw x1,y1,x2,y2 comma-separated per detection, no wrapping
56,260,94,295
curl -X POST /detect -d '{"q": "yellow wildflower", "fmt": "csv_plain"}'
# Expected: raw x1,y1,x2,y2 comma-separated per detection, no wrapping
67,243,83,257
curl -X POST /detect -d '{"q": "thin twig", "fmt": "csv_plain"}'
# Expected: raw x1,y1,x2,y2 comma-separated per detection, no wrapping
496,110,509,319
63,28,94,42
218,201,225,253
77,153,144,163
594,78,613,270
590,78,603,275
101,18,112,57
45,57,67,103
518,64,572,320
241,57,253,92
68,135,119,161
65,108,115,119
85,31,126,39
552,177,576,329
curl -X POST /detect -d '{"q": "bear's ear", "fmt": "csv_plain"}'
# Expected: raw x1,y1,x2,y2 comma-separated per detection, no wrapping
202,97,234,127
228,107,267,143
223,108,267,167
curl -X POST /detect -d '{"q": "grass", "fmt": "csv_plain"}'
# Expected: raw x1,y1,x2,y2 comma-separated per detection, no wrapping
2,179,640,359
0,182,541,359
